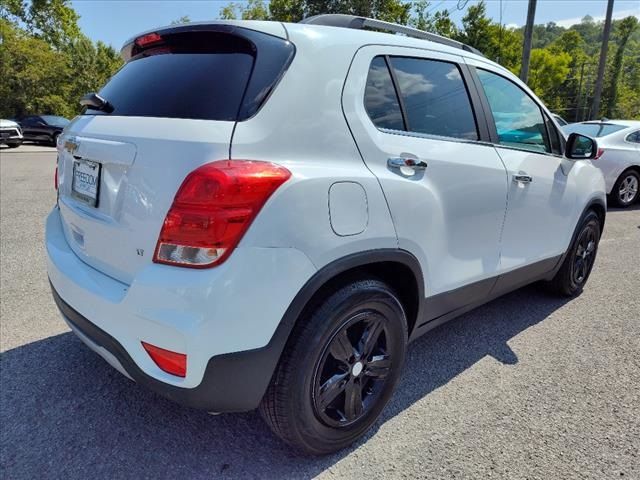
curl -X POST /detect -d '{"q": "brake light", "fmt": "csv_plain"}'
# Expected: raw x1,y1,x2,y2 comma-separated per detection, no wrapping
142,342,186,377
135,32,162,48
154,160,291,268
594,148,605,160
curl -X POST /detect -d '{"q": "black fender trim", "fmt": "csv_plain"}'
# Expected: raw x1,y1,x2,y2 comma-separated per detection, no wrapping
50,249,424,413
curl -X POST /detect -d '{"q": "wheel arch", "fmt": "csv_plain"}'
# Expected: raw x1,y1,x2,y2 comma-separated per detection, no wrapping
279,250,425,345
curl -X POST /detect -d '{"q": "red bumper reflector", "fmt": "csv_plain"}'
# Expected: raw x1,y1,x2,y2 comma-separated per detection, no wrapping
141,342,187,377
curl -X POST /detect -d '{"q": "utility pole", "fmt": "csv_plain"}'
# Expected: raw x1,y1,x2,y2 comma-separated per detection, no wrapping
576,62,586,122
519,0,538,83
591,0,614,120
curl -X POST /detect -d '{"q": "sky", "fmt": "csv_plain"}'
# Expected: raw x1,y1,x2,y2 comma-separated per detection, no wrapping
71,0,640,49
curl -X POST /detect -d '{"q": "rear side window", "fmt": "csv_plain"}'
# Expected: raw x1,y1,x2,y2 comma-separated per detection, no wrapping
627,131,640,143
563,123,628,138
388,57,478,140
86,30,294,121
364,57,405,131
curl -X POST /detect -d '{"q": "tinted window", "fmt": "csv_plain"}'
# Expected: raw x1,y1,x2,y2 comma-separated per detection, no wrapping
544,114,562,155
389,58,477,140
477,69,550,153
626,131,640,143
87,31,294,121
364,57,404,131
562,123,628,138
41,115,69,127
21,117,40,126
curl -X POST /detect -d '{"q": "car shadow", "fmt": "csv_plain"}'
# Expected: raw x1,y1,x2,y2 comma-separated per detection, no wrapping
1,284,571,479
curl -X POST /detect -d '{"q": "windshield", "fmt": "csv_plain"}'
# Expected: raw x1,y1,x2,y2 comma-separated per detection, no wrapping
562,123,627,137
41,116,70,127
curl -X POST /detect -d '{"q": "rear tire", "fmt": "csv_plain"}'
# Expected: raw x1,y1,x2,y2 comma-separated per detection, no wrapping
610,169,640,207
259,279,408,455
546,211,601,297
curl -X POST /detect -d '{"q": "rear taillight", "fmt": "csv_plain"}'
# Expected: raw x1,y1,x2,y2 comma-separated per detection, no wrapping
594,148,605,160
141,342,186,377
154,160,291,268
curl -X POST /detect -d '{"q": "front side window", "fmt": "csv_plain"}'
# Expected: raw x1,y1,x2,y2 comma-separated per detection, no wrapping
477,69,550,154
389,57,478,140
364,56,405,131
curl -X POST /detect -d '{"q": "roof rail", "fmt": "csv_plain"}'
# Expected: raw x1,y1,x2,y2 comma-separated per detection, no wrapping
299,14,484,57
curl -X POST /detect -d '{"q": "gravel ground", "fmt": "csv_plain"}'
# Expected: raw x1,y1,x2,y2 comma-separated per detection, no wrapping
1,149,639,479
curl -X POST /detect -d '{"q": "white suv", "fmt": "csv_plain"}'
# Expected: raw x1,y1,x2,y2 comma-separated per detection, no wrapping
46,15,606,454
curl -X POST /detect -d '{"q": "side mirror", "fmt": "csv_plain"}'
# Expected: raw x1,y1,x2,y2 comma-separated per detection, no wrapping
566,132,597,160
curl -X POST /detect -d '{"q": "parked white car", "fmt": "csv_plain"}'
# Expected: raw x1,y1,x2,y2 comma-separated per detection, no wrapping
563,120,640,207
0,119,23,148
46,15,606,454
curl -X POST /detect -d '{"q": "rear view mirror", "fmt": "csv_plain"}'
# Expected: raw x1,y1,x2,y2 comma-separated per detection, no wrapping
566,133,597,160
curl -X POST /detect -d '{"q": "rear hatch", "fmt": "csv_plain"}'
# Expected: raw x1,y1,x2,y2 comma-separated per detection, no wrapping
56,23,294,284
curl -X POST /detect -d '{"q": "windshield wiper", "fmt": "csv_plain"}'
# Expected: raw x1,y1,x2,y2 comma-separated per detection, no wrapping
80,93,114,113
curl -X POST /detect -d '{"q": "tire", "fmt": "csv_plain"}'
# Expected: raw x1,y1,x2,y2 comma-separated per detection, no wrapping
546,211,601,297
6,142,21,148
259,279,408,455
50,132,60,147
610,169,640,207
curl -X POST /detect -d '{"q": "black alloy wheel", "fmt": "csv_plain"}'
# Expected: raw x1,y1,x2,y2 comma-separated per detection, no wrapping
260,279,408,455
312,311,392,427
571,222,598,286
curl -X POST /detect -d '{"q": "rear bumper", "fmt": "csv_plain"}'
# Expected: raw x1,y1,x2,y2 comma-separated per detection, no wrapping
46,207,316,411
51,284,289,411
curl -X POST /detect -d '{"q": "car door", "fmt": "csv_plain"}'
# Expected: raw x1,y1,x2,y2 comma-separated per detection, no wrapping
467,59,577,273
342,46,508,312
20,116,45,141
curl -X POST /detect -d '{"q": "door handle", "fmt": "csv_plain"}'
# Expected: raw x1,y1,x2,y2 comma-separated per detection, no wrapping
512,173,533,184
388,157,428,170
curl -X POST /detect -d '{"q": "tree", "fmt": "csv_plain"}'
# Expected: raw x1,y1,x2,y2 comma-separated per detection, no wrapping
605,16,639,117
409,0,433,31
456,0,492,54
170,15,191,24
432,10,457,38
526,48,571,110
0,19,72,117
1,0,80,48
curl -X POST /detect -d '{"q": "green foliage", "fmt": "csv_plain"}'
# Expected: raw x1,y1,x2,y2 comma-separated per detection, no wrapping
604,16,638,118
170,15,191,25
0,2,123,119
526,48,571,110
2,0,638,120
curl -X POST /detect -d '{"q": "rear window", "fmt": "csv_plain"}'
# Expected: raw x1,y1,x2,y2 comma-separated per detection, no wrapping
562,123,628,137
86,29,294,121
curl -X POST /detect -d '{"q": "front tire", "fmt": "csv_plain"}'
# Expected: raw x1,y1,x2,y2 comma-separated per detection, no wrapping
546,211,601,297
260,279,408,455
611,169,639,207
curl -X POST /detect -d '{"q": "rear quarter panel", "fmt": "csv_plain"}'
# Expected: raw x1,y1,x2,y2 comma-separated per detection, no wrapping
231,26,399,269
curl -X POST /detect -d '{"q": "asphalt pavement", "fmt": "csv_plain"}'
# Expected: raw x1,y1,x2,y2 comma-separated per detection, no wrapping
1,147,639,479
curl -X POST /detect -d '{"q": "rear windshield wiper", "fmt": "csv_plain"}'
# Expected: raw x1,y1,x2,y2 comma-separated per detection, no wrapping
80,93,114,113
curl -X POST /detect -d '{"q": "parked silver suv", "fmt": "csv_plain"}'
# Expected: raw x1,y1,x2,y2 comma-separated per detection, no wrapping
47,15,606,454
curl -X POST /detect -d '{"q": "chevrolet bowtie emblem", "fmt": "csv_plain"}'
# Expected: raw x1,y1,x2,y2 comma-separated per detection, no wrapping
64,137,80,154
